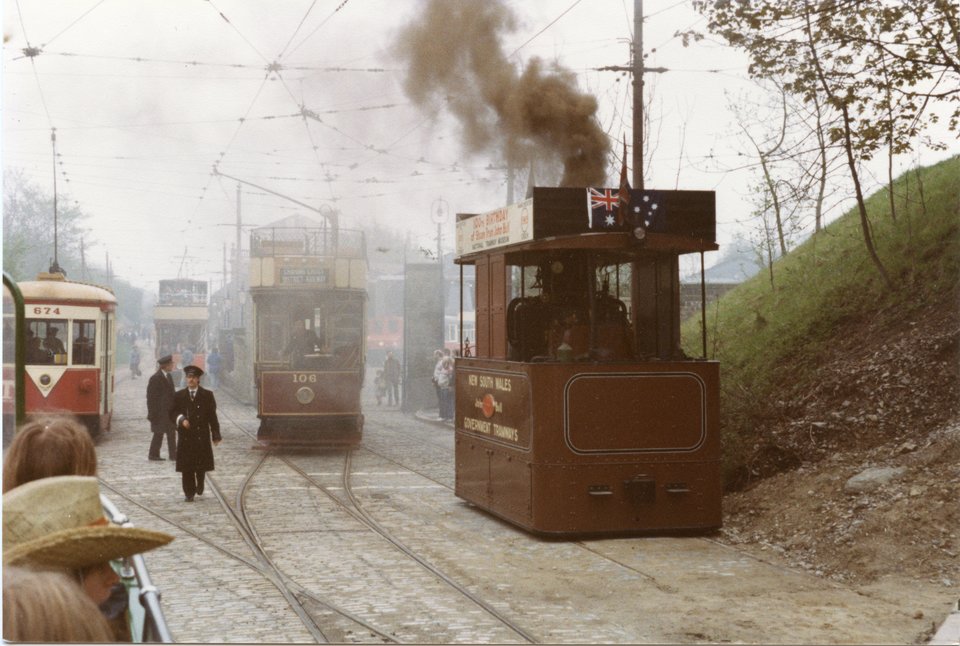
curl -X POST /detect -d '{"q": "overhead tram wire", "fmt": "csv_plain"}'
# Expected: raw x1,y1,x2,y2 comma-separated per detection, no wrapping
14,0,77,210
39,0,108,50
285,0,355,59
646,0,690,20
15,50,393,73
205,0,272,66
14,0,53,126
508,0,586,59
277,0,321,61
207,0,362,213
190,72,272,225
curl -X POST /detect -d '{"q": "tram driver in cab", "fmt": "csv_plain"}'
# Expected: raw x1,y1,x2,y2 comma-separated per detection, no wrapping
42,326,67,357
284,318,326,369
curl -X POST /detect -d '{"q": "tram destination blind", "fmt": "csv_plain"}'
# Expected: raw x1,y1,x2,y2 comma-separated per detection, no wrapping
279,267,328,285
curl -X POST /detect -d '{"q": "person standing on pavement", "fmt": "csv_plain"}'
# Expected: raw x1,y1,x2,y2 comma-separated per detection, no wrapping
146,355,178,462
438,355,455,421
129,344,141,378
206,347,222,390
170,365,221,502
383,350,401,406
178,347,194,387
432,349,444,412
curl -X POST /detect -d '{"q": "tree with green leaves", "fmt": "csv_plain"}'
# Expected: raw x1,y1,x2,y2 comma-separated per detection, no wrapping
690,0,959,289
3,168,89,281
3,168,146,329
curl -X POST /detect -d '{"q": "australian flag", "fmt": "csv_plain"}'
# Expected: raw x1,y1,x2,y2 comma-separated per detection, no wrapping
588,188,621,228
588,188,667,231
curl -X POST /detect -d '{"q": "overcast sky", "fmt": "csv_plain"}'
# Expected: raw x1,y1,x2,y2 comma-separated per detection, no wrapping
4,1,957,292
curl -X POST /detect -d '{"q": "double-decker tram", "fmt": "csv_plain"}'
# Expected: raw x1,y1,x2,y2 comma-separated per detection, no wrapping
13,271,117,437
453,187,721,535
250,218,367,445
154,279,208,378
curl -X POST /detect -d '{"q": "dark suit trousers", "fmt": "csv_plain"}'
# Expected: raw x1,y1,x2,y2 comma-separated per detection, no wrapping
149,420,177,460
182,470,206,498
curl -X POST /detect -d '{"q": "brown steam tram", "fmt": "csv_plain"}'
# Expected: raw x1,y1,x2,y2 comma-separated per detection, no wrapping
453,187,721,535
249,219,367,445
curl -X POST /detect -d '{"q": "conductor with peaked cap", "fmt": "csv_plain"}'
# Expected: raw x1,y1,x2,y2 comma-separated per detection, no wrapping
170,365,221,502
3,475,174,605
146,354,178,461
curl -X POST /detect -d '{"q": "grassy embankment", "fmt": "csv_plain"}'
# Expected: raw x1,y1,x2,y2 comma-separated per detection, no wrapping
682,155,960,486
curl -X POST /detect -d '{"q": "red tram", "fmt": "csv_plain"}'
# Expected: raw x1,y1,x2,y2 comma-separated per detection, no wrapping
250,217,367,445
453,187,721,535
14,271,117,436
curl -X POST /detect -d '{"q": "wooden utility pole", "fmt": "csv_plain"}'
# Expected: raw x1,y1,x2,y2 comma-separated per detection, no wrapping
598,1,666,188
235,183,242,328
634,0,644,190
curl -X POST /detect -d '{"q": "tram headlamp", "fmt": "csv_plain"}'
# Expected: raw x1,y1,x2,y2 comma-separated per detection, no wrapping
39,374,51,386
295,386,315,405
633,226,646,241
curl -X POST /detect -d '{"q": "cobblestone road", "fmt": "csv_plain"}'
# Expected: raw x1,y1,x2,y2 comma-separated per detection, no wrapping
94,367,951,644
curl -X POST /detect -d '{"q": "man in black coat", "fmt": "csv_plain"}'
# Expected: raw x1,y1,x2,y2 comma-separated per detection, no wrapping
146,355,177,461
170,365,221,502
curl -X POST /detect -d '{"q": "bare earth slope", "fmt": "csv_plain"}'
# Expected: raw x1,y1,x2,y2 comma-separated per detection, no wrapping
716,297,959,640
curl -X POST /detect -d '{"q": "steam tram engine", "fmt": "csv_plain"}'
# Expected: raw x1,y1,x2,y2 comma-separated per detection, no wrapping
453,187,721,535
14,271,117,436
250,218,367,445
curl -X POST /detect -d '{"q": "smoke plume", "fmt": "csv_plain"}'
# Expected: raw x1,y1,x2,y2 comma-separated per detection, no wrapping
394,0,610,188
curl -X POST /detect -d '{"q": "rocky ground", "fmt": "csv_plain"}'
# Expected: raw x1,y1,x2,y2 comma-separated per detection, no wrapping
716,299,959,632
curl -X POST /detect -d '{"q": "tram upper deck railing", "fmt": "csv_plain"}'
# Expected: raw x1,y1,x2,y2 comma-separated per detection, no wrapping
100,493,173,643
250,226,366,260
158,279,208,307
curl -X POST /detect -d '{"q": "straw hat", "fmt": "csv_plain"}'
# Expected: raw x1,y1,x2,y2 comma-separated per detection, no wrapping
3,476,173,569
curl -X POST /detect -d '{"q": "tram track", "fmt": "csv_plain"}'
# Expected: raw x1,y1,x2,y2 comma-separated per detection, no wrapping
103,402,403,644
209,392,538,643
211,405,403,643
96,373,948,644
101,469,400,644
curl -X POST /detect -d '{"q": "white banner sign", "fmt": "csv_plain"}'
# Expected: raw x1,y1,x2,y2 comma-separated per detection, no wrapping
456,198,534,256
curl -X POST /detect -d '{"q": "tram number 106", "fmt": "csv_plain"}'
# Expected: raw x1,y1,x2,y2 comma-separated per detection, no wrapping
292,373,317,383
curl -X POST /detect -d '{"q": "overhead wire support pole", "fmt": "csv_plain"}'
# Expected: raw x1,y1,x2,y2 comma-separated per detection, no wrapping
50,128,63,274
212,167,339,232
595,3,670,189
634,0,644,190
236,183,242,329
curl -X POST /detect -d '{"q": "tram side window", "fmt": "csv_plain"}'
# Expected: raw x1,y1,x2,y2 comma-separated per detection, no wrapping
72,320,96,365
260,317,287,362
26,320,68,364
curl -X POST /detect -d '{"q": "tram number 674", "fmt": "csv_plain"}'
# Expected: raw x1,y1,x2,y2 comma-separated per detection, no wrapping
292,373,317,383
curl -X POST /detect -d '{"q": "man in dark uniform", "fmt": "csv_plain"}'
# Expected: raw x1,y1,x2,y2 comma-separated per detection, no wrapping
146,355,177,461
170,365,221,502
